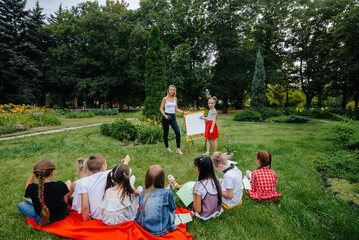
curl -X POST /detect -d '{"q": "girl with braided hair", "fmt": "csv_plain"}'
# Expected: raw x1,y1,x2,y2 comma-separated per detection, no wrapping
18,160,69,226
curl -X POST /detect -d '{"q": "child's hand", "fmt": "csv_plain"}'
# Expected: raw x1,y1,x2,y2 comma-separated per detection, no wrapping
210,129,213,134
123,155,131,165
165,185,170,189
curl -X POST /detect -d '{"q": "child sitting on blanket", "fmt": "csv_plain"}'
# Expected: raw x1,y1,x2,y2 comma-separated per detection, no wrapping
245,151,281,202
168,155,223,220
18,160,69,226
135,165,177,236
211,152,243,209
100,164,142,226
78,154,133,221
65,157,91,212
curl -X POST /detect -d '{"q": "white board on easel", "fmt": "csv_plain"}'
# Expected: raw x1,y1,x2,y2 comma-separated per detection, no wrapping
184,111,206,153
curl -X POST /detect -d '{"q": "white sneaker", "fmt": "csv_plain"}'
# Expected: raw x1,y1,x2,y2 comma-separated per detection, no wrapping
204,152,210,156
130,175,136,187
137,186,143,192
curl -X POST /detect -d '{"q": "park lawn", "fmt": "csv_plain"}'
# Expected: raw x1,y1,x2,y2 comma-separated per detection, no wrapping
0,114,358,239
0,111,140,138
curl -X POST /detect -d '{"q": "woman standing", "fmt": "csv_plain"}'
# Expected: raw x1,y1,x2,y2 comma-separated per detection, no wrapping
160,85,187,155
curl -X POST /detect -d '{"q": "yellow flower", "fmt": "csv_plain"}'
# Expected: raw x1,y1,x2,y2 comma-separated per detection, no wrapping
136,118,138,121
155,122,157,125
159,125,162,127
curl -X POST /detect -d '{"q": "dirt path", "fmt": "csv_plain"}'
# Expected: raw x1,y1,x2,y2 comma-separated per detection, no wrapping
0,118,135,142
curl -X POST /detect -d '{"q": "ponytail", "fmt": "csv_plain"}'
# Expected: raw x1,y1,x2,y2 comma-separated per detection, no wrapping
105,164,134,204
33,160,56,226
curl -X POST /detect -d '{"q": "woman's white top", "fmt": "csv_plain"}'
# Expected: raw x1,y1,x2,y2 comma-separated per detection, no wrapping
100,187,139,226
164,99,176,114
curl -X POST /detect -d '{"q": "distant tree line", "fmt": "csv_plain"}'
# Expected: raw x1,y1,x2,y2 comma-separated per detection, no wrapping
0,0,358,112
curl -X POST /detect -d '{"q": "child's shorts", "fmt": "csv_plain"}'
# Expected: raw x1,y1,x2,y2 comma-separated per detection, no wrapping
222,200,243,210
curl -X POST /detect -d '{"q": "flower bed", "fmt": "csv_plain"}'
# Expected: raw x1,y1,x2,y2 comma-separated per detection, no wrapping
0,104,61,134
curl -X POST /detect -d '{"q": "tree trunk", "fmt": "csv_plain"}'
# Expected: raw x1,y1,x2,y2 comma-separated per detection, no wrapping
306,95,312,109
341,90,348,109
285,90,289,107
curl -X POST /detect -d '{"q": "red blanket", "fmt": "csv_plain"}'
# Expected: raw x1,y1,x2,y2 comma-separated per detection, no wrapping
27,207,193,240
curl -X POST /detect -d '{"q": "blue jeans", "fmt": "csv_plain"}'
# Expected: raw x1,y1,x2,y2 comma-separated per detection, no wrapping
18,201,69,226
18,201,41,225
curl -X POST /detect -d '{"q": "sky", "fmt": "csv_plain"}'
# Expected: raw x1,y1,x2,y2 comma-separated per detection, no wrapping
25,0,140,16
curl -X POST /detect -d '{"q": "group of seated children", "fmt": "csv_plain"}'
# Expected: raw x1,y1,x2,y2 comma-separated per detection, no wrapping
18,150,281,237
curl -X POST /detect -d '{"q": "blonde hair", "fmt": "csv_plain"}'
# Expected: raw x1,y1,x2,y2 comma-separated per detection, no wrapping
139,165,165,221
33,160,56,226
166,85,176,97
86,154,106,173
76,157,89,177
211,151,228,168
208,96,217,103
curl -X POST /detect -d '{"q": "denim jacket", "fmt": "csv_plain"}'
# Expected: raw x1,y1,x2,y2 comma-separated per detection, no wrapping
135,188,177,236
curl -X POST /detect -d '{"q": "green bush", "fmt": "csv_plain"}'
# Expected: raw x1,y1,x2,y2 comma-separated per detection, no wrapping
91,108,119,116
136,123,163,144
262,108,283,120
65,112,95,118
317,150,359,182
109,119,137,141
275,115,311,123
233,110,261,122
100,123,111,136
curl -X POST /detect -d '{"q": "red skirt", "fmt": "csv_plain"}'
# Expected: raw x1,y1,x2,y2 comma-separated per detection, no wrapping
205,120,219,139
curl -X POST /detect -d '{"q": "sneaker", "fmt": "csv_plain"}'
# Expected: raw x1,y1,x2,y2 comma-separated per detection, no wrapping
166,148,173,152
136,186,143,192
168,175,177,189
204,152,210,156
130,175,136,187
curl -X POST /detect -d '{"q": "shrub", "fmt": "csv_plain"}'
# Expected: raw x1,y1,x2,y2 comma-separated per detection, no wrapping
109,119,137,141
136,123,163,144
91,108,119,116
275,115,311,123
100,123,111,136
233,110,261,122
317,150,359,182
0,104,61,133
262,108,282,120
65,112,95,118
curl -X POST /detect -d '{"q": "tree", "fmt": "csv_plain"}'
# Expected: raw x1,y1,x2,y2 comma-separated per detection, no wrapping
250,50,266,113
143,24,166,118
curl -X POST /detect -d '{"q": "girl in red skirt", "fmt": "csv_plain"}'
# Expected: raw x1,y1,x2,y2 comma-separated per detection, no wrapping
201,96,219,155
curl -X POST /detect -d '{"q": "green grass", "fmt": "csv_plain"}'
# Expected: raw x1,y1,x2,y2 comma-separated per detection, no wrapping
1,114,358,239
0,111,139,138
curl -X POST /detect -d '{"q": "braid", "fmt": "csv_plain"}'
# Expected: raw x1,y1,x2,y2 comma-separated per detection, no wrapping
33,160,55,226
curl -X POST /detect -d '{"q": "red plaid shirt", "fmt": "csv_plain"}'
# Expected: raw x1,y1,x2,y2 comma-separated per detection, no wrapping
246,166,281,201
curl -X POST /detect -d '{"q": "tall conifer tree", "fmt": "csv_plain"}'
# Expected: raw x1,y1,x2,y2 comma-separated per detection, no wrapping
143,24,166,118
250,50,266,113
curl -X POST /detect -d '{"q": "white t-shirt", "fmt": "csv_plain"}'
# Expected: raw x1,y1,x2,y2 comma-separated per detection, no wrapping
71,178,84,212
193,179,219,199
222,165,243,207
77,170,111,220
